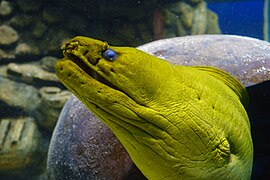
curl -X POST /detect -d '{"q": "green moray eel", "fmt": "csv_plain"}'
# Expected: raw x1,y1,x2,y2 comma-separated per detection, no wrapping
55,36,253,179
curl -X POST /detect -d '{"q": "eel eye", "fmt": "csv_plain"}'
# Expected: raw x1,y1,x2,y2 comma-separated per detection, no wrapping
103,49,117,61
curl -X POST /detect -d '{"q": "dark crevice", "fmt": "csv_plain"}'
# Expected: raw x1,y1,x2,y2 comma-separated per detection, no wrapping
82,50,89,56
0,101,26,118
19,121,26,142
110,68,115,73
226,138,236,155
0,120,11,147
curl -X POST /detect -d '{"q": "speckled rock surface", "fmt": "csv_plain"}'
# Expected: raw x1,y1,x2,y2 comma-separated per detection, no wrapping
35,87,71,130
47,95,145,180
6,63,59,87
138,35,270,86
0,1,12,16
15,43,40,57
0,57,70,178
0,117,41,173
0,25,19,47
0,76,40,115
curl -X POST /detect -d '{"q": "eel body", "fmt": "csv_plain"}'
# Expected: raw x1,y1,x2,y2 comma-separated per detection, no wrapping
55,36,253,179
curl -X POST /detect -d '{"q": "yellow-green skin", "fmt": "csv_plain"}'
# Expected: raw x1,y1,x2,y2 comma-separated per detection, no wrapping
55,36,253,179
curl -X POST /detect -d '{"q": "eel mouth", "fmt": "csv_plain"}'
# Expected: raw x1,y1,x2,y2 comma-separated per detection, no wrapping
61,42,122,93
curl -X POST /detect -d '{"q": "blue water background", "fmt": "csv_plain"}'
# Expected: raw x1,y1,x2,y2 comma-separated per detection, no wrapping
208,0,264,40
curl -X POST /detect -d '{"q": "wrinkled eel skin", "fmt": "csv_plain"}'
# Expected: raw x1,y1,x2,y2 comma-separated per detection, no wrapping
55,36,253,179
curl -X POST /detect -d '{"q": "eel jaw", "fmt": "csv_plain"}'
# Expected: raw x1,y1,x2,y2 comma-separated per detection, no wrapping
60,40,124,94
60,40,102,82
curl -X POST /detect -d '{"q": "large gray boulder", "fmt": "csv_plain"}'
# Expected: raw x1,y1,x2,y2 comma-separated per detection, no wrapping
138,35,270,87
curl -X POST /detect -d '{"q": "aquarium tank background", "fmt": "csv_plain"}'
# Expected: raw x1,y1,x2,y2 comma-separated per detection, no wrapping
0,0,269,179
208,0,265,40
